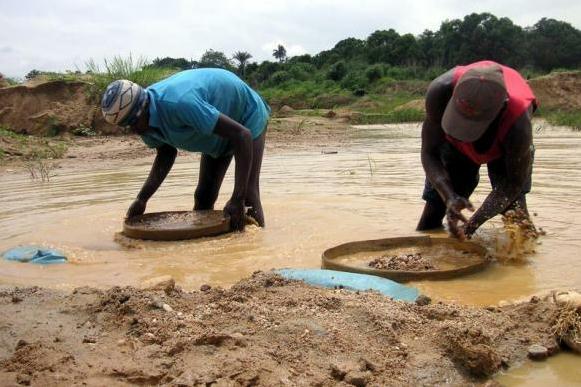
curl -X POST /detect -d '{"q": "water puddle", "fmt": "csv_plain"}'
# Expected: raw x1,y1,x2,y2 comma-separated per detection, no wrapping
1,122,580,382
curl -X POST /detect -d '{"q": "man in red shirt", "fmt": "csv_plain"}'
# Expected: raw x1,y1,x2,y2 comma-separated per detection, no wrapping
417,61,537,239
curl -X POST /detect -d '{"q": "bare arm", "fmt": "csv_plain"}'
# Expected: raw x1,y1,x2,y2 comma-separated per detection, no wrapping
464,110,533,236
421,69,456,203
421,69,475,238
213,114,253,230
126,144,177,218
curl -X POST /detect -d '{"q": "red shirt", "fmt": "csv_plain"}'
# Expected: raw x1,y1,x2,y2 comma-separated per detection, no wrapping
445,61,536,164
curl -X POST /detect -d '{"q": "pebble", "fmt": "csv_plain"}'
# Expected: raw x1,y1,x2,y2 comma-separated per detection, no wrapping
150,297,165,309
82,335,97,344
200,284,212,292
345,371,369,387
415,295,432,306
528,344,549,360
162,303,174,312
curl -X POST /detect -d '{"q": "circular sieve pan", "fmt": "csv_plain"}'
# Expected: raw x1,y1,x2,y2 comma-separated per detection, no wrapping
322,236,490,282
123,210,231,241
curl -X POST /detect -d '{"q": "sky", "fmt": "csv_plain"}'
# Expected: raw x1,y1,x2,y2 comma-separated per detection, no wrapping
1,0,580,78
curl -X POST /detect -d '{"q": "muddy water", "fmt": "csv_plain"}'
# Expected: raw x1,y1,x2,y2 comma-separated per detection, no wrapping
1,122,580,382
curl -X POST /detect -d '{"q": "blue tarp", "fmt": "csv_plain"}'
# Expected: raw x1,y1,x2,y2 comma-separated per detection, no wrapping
2,246,67,264
275,268,419,302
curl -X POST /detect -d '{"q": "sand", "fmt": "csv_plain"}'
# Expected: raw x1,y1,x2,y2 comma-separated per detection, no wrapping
0,272,562,386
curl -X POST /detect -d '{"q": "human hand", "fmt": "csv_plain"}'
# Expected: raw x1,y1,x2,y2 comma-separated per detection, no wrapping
445,195,474,240
126,198,147,219
462,218,480,240
224,198,245,231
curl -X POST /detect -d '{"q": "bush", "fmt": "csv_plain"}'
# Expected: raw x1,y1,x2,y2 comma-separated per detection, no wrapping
365,65,383,82
340,71,368,91
287,63,316,81
269,71,291,86
327,61,347,81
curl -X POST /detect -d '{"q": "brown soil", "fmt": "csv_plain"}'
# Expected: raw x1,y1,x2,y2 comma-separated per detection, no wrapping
0,81,119,136
369,253,438,271
0,272,562,386
529,71,581,111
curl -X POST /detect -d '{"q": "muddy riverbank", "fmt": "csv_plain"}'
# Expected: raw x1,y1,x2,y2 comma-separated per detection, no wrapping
2,121,581,385
0,272,564,386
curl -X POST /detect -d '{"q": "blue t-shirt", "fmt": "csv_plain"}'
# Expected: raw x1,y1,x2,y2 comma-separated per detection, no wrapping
141,68,270,158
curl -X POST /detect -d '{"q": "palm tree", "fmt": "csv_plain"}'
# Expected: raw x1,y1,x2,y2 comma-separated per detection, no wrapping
272,44,287,63
233,51,252,77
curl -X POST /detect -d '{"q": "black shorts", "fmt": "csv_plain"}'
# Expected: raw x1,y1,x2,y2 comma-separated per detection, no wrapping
422,142,533,204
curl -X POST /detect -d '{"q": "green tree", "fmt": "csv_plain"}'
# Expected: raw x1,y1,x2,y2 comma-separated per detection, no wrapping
527,18,581,70
25,69,42,81
436,13,525,67
366,29,400,64
150,57,193,70
331,38,366,60
232,51,253,77
272,44,287,63
197,49,235,71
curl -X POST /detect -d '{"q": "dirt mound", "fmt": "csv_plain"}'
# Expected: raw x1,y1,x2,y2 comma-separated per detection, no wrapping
0,80,119,136
529,71,581,111
0,272,564,385
0,74,9,88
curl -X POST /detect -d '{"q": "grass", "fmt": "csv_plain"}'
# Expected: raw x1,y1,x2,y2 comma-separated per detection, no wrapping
84,55,178,100
542,110,581,130
25,158,59,182
350,108,425,125
0,126,68,160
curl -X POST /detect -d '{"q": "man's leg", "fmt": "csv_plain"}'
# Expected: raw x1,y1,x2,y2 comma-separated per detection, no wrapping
245,129,267,227
417,143,480,230
194,153,233,210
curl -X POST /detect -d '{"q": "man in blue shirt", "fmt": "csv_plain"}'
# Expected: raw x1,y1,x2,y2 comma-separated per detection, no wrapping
101,68,270,231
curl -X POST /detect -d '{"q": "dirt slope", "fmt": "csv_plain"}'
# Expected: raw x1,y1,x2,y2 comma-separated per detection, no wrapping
0,81,118,136
529,71,581,111
0,272,560,386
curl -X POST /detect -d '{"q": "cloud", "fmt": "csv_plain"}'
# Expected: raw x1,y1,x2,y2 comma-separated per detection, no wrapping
0,0,580,77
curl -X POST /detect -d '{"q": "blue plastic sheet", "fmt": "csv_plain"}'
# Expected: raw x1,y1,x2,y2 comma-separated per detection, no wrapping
275,268,419,302
2,246,67,264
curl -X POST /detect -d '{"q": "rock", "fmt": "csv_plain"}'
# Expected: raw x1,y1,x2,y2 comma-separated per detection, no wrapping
11,295,23,303
278,105,295,117
323,110,336,118
16,373,31,386
330,360,359,381
528,344,549,360
162,303,174,312
150,297,165,309
345,371,369,387
563,336,581,354
553,291,581,307
82,335,97,344
15,339,28,350
142,275,176,294
200,284,212,292
415,295,432,306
